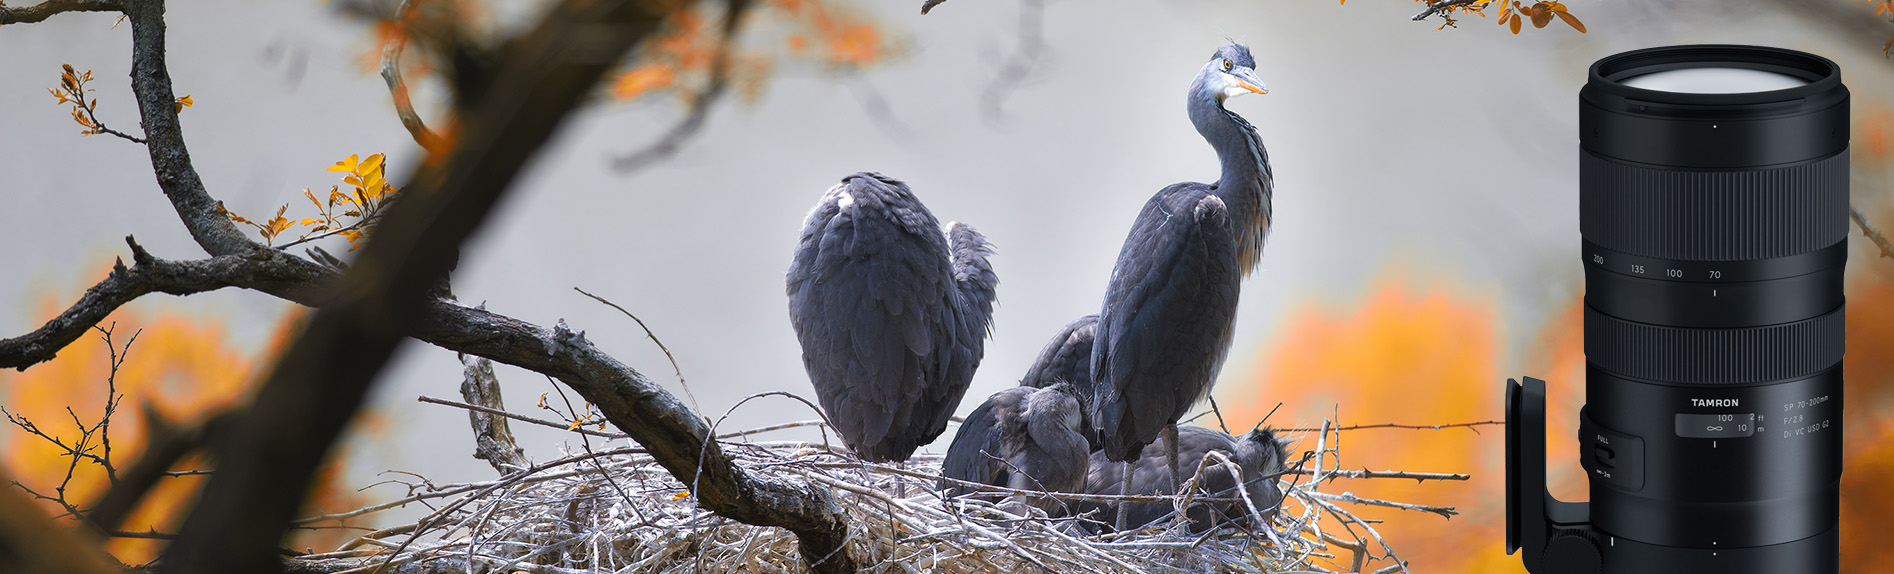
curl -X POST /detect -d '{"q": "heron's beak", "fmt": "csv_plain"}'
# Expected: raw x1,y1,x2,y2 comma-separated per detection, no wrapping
1236,69,1269,95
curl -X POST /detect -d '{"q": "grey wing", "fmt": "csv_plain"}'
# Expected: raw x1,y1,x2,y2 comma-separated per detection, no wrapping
787,173,958,462
1021,314,1098,389
1092,186,1243,461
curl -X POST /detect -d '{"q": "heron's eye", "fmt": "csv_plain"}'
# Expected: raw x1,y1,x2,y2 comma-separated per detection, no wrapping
1222,59,1233,72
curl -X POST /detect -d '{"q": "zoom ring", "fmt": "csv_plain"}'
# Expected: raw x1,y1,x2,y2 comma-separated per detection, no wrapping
1580,151,1848,261
1584,305,1845,385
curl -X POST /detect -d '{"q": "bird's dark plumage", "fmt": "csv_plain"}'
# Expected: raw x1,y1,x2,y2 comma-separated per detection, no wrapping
1078,426,1290,532
940,383,1092,515
1021,314,1097,391
1091,43,1273,464
788,172,999,463
1021,315,1102,450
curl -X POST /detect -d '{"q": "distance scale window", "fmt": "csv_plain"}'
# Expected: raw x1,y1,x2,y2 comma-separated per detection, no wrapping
1675,413,1755,438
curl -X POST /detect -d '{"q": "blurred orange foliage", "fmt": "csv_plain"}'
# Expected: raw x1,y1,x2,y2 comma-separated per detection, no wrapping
1228,251,1893,571
608,0,893,104
0,281,367,563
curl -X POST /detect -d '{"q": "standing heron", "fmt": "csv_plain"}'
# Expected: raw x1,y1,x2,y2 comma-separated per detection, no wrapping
1078,425,1289,533
939,383,1092,516
1091,43,1273,530
788,172,999,464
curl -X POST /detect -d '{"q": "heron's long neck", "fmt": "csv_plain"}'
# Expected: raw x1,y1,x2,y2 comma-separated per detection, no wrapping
1190,94,1274,276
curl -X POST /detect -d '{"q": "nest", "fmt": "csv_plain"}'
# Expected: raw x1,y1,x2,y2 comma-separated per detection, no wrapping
291,420,1448,574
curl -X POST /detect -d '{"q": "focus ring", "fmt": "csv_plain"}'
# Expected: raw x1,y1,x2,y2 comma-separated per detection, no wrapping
1584,305,1845,385
1580,150,1848,261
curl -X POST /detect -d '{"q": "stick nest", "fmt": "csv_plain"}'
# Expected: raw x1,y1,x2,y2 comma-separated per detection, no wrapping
292,420,1449,574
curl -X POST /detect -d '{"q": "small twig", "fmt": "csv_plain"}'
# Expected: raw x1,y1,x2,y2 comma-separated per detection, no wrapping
1412,0,1485,21
419,395,624,438
573,286,696,413
1303,490,1459,519
1288,468,1471,483
1852,205,1894,259
1276,420,1501,434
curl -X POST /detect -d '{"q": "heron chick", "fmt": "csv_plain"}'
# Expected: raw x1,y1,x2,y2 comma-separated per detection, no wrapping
787,172,999,464
1092,43,1274,530
940,383,1092,516
1078,425,1290,533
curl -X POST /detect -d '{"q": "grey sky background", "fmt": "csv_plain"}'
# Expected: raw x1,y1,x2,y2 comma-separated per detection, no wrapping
2,0,1888,527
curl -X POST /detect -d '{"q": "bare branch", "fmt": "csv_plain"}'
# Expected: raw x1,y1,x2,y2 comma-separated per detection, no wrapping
123,0,259,257
1276,420,1501,433
1287,468,1471,482
573,286,696,412
1853,204,1894,259
0,236,328,371
0,0,120,25
419,394,625,438
457,354,529,473
1413,0,1483,21
380,0,443,153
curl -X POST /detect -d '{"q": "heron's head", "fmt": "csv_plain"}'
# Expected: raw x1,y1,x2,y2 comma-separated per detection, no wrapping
1238,427,1292,473
1039,382,1092,432
1199,43,1268,103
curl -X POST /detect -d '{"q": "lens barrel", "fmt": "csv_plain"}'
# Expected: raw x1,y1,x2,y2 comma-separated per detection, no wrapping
1579,45,1846,566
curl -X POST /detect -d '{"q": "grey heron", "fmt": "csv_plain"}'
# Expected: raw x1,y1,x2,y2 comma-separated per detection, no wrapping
787,172,999,464
939,382,1092,516
1020,315,1102,451
1091,43,1273,531
1078,425,1289,533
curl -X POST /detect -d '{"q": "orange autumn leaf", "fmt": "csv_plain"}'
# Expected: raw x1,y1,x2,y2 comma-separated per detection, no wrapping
826,23,881,66
612,66,677,100
1554,10,1586,33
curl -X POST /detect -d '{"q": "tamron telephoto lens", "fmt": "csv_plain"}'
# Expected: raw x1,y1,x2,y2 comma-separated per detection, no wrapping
1507,45,1848,574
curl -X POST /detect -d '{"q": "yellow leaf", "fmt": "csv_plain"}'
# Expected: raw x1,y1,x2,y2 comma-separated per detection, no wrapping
174,94,193,113
328,154,361,174
361,153,385,176
670,491,691,500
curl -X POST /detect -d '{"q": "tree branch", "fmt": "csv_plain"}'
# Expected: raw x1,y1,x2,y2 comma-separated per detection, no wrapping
1412,0,1482,22
456,353,529,473
15,0,860,569
0,236,328,371
125,0,259,257
0,0,120,25
380,0,443,153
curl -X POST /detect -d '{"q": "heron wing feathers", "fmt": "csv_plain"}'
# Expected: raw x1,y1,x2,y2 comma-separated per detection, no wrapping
788,173,971,462
1093,186,1243,461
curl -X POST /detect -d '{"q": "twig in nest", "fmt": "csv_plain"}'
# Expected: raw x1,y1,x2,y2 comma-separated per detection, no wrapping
573,286,696,413
1277,420,1501,434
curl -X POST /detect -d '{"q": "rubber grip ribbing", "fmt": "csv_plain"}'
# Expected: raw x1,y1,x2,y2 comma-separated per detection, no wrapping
1581,150,1848,262
1584,305,1845,385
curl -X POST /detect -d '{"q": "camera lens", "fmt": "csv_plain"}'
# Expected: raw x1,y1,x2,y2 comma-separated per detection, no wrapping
1578,45,1846,569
